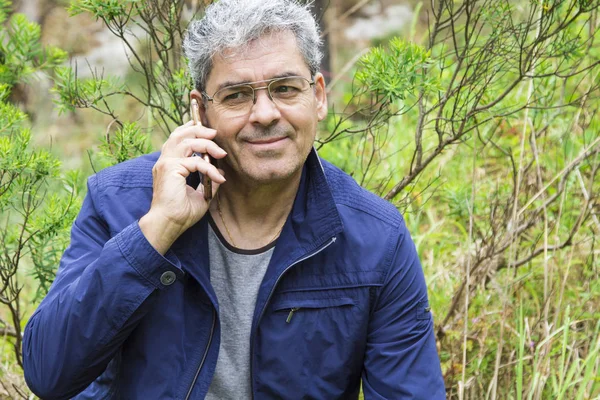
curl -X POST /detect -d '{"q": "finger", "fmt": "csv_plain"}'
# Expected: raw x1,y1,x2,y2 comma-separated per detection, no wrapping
171,125,217,141
178,157,226,184
195,168,225,197
169,120,195,138
202,169,225,199
163,128,218,156
163,125,216,153
191,99,203,127
177,138,227,159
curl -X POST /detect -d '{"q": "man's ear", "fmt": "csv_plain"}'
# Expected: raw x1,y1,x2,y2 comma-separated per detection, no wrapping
190,89,210,127
313,72,328,121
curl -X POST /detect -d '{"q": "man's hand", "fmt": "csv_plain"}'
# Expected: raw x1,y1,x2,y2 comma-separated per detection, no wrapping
139,121,227,255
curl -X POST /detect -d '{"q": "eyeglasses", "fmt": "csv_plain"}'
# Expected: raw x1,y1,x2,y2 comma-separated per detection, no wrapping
202,76,315,118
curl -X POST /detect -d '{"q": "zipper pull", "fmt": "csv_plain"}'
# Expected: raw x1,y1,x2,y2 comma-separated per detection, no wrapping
286,307,300,323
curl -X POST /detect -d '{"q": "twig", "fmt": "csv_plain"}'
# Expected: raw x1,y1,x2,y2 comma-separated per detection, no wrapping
320,0,372,38
575,169,600,233
0,327,18,339
516,135,600,218
326,48,370,94
459,103,478,400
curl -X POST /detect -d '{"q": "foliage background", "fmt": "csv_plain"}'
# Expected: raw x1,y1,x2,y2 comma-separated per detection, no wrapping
0,0,599,398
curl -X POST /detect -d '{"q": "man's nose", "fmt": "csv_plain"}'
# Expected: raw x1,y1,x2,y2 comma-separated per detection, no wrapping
248,88,280,126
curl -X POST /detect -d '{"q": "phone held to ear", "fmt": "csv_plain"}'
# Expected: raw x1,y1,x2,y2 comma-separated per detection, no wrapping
191,98,213,201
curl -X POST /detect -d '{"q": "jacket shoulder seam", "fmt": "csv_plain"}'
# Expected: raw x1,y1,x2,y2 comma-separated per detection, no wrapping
94,157,156,189
378,219,409,308
336,200,402,228
89,174,107,228
321,159,401,227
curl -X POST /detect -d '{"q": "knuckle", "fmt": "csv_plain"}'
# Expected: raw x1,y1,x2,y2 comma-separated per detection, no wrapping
181,140,193,155
154,160,165,172
168,130,179,141
196,157,209,172
171,124,186,136
169,128,186,143
161,141,174,154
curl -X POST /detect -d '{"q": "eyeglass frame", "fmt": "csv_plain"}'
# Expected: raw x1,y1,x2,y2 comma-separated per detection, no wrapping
200,76,316,108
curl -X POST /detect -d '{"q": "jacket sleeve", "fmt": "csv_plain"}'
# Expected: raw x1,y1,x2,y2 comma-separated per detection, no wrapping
22,175,183,400
361,220,446,399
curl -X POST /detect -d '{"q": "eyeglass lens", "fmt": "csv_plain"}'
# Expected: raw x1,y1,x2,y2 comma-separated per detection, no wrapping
213,77,312,117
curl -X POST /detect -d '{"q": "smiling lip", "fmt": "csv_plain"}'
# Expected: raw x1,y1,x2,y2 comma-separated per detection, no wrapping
246,136,287,145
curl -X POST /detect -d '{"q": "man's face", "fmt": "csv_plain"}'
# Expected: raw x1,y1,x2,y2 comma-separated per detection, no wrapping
192,31,328,185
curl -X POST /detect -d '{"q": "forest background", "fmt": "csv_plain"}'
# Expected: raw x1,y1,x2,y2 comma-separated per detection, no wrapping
1,0,599,398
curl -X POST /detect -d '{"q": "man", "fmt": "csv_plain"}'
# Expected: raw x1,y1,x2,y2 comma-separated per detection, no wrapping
23,0,445,398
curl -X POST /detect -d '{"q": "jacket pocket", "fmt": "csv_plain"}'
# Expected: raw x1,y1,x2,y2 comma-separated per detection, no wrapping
272,296,356,311
271,297,357,324
258,295,365,397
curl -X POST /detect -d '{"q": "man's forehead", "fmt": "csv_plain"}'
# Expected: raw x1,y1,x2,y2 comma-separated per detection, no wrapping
205,30,310,89
218,30,295,60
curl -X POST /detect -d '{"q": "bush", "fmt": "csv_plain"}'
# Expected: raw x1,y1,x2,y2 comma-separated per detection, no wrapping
0,0,79,395
2,0,599,398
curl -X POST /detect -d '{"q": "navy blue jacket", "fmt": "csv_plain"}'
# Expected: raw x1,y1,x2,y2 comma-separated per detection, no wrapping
23,149,445,399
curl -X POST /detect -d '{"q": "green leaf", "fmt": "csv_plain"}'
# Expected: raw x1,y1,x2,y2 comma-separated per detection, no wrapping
99,121,151,166
0,0,11,25
68,0,140,19
44,46,68,67
0,100,27,133
356,37,438,103
51,66,125,113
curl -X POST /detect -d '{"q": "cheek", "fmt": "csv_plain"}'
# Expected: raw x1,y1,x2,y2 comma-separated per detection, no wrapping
295,95,316,109
286,99,319,130
211,116,244,142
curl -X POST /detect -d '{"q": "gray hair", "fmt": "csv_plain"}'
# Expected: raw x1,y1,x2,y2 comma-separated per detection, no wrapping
183,0,322,91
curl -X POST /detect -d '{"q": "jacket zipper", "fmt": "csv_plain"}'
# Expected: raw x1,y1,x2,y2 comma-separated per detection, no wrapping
184,308,216,400
249,236,337,398
286,307,300,323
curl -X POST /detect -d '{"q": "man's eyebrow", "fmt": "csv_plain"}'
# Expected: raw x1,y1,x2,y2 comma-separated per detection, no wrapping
214,72,306,92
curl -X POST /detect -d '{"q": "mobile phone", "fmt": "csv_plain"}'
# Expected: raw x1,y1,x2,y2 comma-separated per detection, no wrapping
191,98,213,200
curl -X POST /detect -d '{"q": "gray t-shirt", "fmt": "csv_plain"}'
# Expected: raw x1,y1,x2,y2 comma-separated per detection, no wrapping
205,217,274,400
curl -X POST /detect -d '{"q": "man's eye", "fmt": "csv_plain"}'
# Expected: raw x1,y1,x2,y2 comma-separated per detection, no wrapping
223,91,247,101
271,84,302,98
272,85,300,95
274,85,292,93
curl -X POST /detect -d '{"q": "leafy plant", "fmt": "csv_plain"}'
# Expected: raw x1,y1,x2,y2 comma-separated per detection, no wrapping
320,0,600,398
53,0,203,136
0,2,79,395
13,0,600,398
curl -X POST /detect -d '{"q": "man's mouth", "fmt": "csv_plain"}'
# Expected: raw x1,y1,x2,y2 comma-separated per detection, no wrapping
246,136,287,145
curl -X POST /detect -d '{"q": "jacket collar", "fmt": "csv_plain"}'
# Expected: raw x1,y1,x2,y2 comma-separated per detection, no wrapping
175,148,344,307
264,147,344,278
290,148,344,244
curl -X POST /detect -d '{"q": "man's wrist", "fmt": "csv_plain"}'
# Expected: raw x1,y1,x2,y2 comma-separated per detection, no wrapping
139,211,185,255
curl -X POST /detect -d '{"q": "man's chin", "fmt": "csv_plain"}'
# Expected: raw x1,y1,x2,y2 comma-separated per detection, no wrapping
241,162,302,185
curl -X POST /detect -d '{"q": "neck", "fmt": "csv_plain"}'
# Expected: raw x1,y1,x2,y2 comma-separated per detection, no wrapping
209,166,302,249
